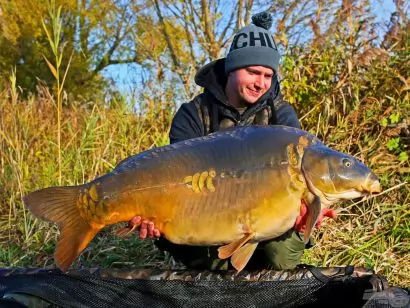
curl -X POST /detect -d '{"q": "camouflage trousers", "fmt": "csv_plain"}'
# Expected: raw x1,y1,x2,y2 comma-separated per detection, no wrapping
155,229,312,271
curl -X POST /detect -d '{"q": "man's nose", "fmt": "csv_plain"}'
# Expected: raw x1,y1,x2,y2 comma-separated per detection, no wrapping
254,75,265,88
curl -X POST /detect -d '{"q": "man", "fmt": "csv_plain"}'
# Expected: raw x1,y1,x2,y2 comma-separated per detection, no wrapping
131,11,335,270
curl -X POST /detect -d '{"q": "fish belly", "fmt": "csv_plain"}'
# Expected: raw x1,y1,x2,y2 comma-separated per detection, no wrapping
151,168,303,246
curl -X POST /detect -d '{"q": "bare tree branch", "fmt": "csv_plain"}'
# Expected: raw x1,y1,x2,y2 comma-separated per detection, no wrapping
152,0,180,71
92,6,128,74
244,0,253,25
218,7,236,50
201,0,219,58
236,0,244,29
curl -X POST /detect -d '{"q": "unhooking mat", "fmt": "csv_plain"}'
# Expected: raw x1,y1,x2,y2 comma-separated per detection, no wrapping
0,265,409,308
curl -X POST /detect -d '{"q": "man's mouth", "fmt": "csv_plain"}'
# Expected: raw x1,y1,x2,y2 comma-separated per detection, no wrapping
246,88,262,97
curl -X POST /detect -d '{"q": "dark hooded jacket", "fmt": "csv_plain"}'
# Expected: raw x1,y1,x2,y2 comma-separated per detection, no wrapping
169,59,300,144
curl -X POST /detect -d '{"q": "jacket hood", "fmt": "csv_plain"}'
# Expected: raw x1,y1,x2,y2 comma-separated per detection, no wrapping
194,59,228,103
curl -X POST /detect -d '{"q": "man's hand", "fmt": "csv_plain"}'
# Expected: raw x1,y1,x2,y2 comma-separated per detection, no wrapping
294,201,337,233
129,216,161,239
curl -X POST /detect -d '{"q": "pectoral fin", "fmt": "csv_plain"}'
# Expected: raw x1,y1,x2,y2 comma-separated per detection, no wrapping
218,233,254,259
231,242,258,272
113,225,138,237
113,216,142,237
303,195,321,243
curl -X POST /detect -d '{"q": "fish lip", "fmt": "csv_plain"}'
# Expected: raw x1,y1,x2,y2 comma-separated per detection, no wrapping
369,180,382,194
359,180,381,194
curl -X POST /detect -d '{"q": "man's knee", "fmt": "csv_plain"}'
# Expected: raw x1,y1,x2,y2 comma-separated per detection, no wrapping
262,230,307,270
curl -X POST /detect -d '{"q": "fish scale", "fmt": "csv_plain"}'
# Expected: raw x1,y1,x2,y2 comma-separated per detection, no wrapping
23,125,381,272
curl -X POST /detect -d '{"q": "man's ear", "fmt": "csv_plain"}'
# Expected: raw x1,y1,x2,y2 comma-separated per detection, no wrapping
226,72,233,84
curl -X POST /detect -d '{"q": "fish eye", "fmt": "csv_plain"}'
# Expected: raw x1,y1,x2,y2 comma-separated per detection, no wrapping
342,158,352,167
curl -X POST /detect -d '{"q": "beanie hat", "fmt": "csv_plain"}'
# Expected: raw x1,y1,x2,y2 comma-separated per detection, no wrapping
225,11,279,75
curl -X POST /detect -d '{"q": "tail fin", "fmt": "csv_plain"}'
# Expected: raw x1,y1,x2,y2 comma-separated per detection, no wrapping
23,186,102,271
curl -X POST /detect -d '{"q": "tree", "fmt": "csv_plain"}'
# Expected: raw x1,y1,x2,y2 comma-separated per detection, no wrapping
0,0,163,101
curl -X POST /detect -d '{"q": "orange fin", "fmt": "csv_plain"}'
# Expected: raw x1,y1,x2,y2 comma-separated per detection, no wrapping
218,233,254,259
231,242,258,272
303,196,321,243
113,222,141,238
113,227,133,238
23,186,103,271
56,218,101,271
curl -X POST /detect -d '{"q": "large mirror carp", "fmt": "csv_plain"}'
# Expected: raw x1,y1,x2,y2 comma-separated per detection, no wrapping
23,125,381,272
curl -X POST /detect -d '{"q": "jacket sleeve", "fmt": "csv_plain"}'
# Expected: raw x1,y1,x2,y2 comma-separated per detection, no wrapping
169,102,204,144
272,95,301,129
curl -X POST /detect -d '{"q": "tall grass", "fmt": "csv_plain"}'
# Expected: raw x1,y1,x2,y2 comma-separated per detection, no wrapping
0,83,173,268
41,0,73,185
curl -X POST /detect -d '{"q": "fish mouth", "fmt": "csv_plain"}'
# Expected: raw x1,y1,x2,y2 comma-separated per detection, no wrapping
322,177,381,204
322,190,364,204
358,173,381,194
303,172,381,206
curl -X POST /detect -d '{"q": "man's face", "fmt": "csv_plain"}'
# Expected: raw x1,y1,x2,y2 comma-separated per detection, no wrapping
227,66,274,106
